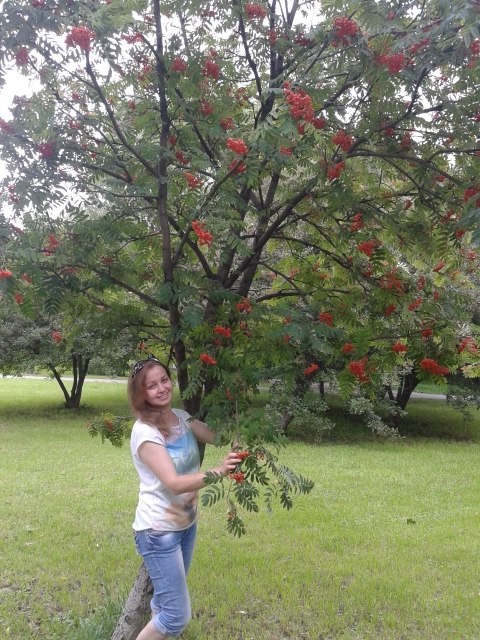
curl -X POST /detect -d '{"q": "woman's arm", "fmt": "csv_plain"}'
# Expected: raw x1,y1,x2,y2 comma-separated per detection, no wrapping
189,418,216,444
138,441,240,495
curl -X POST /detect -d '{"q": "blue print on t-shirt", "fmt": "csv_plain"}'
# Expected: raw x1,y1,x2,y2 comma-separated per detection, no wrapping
167,428,200,475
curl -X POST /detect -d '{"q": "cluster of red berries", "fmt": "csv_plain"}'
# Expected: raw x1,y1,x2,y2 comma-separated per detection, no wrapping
304,363,319,377
421,327,433,339
408,297,422,312
245,3,268,19
200,353,217,365
38,141,56,159
40,235,60,259
0,268,13,279
377,52,407,74
464,249,478,261
227,137,248,155
171,57,188,73
283,83,314,122
332,16,359,46
15,47,29,66
419,359,449,376
457,337,478,354
0,118,14,134
199,99,214,116
52,331,63,343
342,343,355,354
122,32,144,44
312,116,327,130
175,150,189,165
392,341,408,354
268,29,277,47
470,40,480,59
202,58,220,80
66,26,95,53
294,32,312,47
408,38,431,57
357,239,381,257
348,358,369,382
384,304,396,316
214,326,231,338
229,471,246,484
400,132,412,149
318,311,334,327
349,212,364,232
192,220,213,246
361,263,373,278
228,160,247,174
43,233,59,255
463,186,480,208
432,260,445,273
220,117,235,131
327,161,345,181
332,130,353,152
382,125,396,137
236,298,252,313
138,63,152,84
379,269,404,293
184,172,202,189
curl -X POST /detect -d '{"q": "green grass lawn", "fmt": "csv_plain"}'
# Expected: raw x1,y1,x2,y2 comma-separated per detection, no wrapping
0,378,479,639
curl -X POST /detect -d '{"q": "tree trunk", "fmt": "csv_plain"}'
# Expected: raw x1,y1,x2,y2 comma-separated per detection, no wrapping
47,363,72,407
111,563,153,640
47,353,90,408
68,353,90,408
395,369,419,410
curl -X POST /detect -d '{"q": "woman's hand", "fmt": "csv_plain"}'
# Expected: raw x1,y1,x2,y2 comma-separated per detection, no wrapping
213,451,242,477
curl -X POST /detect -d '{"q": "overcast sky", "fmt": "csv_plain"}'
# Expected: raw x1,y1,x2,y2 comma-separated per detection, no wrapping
0,69,36,185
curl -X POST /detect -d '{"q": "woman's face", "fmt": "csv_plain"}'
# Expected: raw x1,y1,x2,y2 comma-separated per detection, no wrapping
143,364,173,408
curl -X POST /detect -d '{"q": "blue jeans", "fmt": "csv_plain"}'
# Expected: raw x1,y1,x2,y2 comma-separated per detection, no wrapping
134,523,197,637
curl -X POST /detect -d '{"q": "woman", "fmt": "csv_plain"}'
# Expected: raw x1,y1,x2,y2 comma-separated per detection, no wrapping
127,355,241,640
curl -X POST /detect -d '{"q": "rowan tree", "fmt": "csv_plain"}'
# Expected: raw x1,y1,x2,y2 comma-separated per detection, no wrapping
1,0,480,636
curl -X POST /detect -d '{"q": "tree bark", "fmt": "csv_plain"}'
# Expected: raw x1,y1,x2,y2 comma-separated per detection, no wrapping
69,353,90,408
111,563,153,640
395,369,419,410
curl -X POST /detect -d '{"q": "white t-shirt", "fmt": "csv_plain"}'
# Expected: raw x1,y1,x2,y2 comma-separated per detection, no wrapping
130,408,200,532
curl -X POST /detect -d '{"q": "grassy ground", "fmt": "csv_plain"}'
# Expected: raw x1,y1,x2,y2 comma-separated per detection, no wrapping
0,378,479,639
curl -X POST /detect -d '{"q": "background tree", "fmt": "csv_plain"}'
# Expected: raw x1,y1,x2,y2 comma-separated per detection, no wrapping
0,304,139,407
1,212,142,407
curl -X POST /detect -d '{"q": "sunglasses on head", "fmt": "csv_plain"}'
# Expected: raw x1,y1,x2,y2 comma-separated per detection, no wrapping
130,354,164,379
